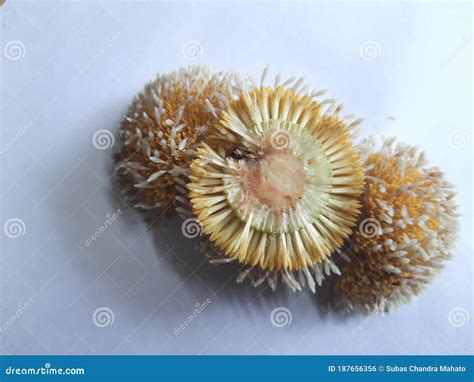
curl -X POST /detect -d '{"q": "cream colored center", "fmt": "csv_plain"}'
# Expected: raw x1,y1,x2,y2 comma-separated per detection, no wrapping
243,151,305,210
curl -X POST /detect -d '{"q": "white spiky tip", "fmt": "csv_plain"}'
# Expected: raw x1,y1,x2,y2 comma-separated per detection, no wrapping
334,136,459,314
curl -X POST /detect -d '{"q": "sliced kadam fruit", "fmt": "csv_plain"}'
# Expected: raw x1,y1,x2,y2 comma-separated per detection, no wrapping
115,66,242,217
333,137,459,314
188,80,365,291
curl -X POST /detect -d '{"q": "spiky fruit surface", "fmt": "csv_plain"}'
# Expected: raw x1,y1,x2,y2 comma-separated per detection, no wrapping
115,66,239,215
334,138,459,314
188,85,364,284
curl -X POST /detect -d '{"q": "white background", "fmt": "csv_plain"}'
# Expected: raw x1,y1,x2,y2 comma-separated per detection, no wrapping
1,1,472,355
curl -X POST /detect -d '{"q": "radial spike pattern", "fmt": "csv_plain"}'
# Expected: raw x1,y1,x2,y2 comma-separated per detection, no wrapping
188,85,364,275
115,66,240,216
333,137,459,314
